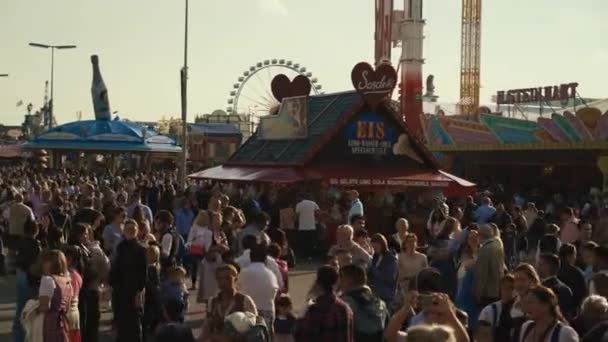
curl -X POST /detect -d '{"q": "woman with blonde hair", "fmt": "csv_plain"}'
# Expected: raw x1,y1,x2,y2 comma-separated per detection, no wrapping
389,218,409,252
38,249,74,342
403,325,457,342
197,211,229,302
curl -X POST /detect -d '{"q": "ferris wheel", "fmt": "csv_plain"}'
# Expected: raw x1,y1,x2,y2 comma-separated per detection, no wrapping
226,59,323,122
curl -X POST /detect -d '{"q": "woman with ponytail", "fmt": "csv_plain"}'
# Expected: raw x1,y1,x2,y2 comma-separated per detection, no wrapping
519,286,579,342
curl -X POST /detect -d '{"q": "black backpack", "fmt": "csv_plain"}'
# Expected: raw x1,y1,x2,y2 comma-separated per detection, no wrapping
161,228,180,270
79,245,99,289
489,301,514,342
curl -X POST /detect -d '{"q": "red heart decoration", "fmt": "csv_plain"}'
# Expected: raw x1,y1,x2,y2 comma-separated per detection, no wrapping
351,62,397,109
271,74,312,103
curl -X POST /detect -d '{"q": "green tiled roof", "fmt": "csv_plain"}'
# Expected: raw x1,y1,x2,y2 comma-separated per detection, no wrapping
228,91,363,165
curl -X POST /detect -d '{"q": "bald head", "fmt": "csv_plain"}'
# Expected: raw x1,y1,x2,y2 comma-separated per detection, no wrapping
479,224,495,240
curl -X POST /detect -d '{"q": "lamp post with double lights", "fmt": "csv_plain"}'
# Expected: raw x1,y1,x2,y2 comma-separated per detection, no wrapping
29,42,77,128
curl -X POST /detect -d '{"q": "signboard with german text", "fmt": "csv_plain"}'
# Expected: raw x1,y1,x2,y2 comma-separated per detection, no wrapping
328,178,449,187
345,112,396,156
314,111,423,166
496,82,578,106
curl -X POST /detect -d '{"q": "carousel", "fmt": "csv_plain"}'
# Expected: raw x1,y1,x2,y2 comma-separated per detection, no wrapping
23,55,181,171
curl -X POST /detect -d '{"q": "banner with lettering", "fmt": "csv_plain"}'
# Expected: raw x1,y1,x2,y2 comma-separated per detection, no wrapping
345,112,397,156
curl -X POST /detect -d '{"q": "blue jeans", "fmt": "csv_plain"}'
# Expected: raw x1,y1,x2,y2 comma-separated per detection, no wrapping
13,270,33,342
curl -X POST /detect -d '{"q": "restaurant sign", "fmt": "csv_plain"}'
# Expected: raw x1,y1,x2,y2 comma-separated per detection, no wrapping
496,82,578,106
329,178,449,187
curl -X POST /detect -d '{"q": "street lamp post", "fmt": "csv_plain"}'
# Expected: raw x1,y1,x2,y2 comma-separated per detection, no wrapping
29,43,77,128
180,0,189,190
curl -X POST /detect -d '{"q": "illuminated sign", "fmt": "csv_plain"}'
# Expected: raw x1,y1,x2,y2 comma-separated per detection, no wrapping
496,82,578,106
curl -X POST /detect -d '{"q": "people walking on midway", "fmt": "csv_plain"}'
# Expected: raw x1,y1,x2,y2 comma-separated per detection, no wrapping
518,286,579,342
294,193,320,259
295,265,354,342
110,220,147,342
347,190,364,224
13,219,42,342
38,249,74,342
474,224,505,309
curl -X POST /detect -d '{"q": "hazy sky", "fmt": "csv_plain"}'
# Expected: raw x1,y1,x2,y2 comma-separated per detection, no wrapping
1,0,606,125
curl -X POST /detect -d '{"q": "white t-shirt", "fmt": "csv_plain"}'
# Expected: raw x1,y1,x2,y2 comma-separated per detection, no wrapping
161,233,174,257
237,262,279,312
235,250,284,289
295,200,319,231
39,276,56,298
518,321,579,342
187,224,213,250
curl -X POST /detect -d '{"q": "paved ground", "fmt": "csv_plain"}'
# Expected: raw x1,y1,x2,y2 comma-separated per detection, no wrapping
0,268,316,342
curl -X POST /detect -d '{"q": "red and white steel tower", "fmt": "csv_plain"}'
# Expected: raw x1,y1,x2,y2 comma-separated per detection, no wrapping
374,0,425,137
374,0,394,66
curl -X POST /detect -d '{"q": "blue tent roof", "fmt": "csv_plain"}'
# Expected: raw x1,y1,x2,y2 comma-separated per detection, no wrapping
189,123,242,137
23,119,182,153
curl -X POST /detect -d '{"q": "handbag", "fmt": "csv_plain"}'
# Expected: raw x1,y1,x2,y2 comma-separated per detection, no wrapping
188,245,205,257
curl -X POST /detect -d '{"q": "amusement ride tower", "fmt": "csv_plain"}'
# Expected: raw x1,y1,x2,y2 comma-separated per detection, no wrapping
374,0,426,137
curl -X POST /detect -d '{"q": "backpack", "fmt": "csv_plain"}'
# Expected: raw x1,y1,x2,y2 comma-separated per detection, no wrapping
343,289,388,339
522,322,563,342
80,246,96,287
222,314,271,342
489,301,514,342
161,228,181,269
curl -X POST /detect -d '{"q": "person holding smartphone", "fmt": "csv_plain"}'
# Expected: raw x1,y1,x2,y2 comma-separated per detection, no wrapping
384,291,469,342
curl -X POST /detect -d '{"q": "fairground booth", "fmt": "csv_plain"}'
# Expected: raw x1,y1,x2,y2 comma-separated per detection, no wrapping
23,118,181,171
190,63,475,237
423,82,608,196
23,55,182,171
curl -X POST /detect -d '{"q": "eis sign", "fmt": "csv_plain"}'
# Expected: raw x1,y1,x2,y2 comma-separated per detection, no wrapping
345,113,396,156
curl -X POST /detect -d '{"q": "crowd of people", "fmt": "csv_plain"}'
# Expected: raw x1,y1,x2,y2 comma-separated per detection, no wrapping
2,165,608,341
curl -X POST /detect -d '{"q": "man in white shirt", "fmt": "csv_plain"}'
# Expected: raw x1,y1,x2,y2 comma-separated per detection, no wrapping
295,194,320,258
347,190,364,224
237,244,279,331
235,235,284,289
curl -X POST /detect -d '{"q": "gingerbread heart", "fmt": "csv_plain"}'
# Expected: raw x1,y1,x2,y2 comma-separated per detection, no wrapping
271,74,312,102
351,62,397,109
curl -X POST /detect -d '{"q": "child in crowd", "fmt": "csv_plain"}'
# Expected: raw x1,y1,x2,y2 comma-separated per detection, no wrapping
144,244,162,338
63,246,83,342
155,299,195,342
268,243,289,294
274,294,296,342
161,266,189,323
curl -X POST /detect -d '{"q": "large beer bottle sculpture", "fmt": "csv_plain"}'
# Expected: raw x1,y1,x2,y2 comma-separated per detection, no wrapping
91,55,112,120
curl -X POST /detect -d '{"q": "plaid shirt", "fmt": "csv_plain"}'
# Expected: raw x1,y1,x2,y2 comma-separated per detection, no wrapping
295,293,354,342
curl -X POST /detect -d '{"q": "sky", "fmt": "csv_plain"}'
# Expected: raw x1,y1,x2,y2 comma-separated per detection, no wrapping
1,0,607,125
